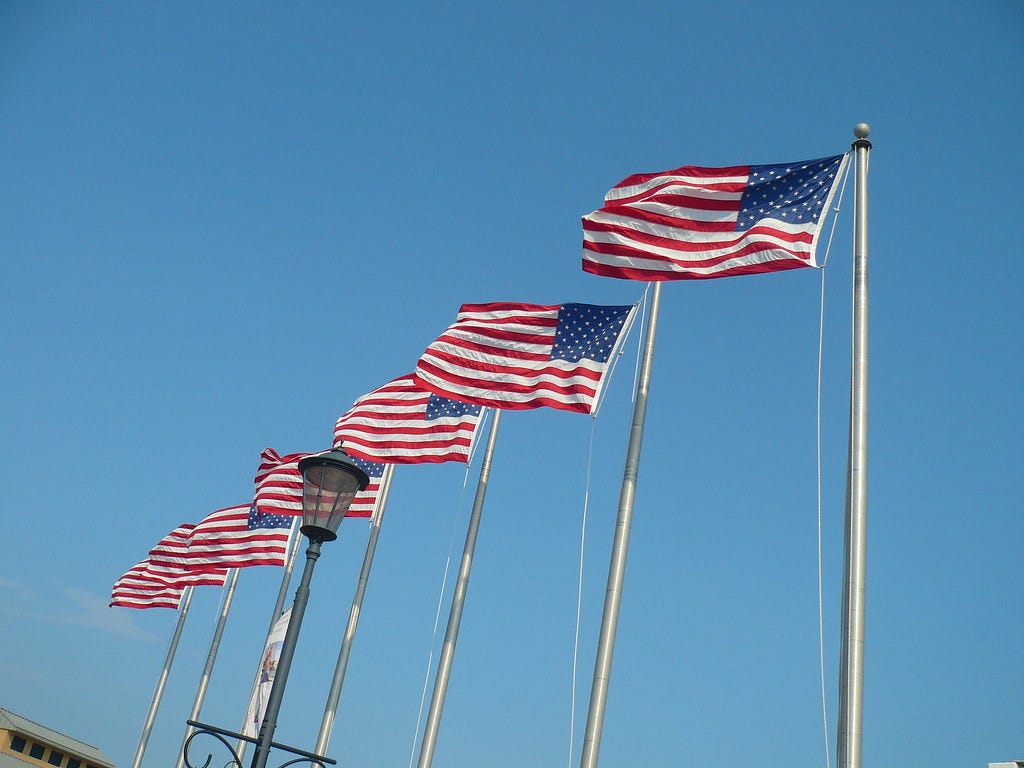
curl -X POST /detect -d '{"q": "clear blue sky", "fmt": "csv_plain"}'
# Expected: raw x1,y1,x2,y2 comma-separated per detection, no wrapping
1,3,1020,767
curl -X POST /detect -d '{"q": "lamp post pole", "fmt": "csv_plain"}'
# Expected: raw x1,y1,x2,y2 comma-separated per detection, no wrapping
250,537,324,768
180,447,368,768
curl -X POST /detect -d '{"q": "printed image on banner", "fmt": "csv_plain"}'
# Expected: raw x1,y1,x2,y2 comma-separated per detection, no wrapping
582,154,848,280
334,373,483,464
242,606,291,737
413,301,637,414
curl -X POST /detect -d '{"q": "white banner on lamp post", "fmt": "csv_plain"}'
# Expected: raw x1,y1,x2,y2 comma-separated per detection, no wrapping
242,605,291,737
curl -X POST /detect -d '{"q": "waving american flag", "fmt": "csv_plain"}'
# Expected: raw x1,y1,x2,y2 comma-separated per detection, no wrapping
414,302,637,415
583,154,848,280
334,374,483,464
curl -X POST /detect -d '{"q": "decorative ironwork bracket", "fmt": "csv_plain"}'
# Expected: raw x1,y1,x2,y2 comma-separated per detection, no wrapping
183,720,337,768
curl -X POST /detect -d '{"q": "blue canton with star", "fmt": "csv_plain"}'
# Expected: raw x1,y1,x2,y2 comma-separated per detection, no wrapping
426,393,482,420
551,303,633,363
248,502,293,531
736,155,844,231
351,456,385,479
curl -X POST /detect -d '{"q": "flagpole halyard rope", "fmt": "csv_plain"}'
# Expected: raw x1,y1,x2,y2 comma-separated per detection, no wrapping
567,302,643,760
406,420,480,768
818,154,852,270
568,416,599,768
810,149,850,768
592,297,643,418
464,407,489,467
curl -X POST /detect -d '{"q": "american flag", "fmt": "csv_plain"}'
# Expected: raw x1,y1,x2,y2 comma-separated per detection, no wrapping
139,524,230,583
123,560,228,587
346,455,386,518
413,302,637,414
254,448,385,520
253,449,307,517
186,504,295,569
111,525,229,609
146,523,195,569
334,374,484,464
582,154,848,280
110,562,185,609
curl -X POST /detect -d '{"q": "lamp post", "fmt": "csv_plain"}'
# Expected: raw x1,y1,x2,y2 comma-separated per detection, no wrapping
248,447,370,768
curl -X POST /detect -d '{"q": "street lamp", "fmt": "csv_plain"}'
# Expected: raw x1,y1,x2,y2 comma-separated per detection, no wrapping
248,447,370,768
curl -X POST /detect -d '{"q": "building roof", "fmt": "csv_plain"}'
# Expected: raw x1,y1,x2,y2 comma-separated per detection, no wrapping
0,708,115,768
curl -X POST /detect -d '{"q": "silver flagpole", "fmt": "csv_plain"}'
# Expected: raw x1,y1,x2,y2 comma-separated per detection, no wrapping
131,584,195,768
838,123,871,768
416,409,502,768
174,569,240,768
578,281,661,768
268,519,305,638
314,462,397,754
236,520,303,759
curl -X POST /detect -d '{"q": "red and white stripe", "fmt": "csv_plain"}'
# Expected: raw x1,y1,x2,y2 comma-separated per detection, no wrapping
254,449,307,517
111,573,184,609
110,555,227,609
187,505,294,569
146,523,196,569
130,560,227,586
141,524,229,583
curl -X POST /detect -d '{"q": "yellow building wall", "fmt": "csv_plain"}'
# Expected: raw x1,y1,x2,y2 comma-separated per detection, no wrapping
1,727,101,768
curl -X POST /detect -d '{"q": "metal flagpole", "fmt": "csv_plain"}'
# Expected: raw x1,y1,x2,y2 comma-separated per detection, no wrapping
314,462,397,755
578,281,661,768
236,519,303,759
174,569,240,768
415,409,502,768
838,122,871,768
131,584,195,768
268,519,304,638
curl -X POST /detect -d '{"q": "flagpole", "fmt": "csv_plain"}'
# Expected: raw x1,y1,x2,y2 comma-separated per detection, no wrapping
416,409,502,768
174,569,240,768
578,281,661,768
131,584,195,768
314,462,397,755
236,520,303,759
838,122,871,768
269,519,304,635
